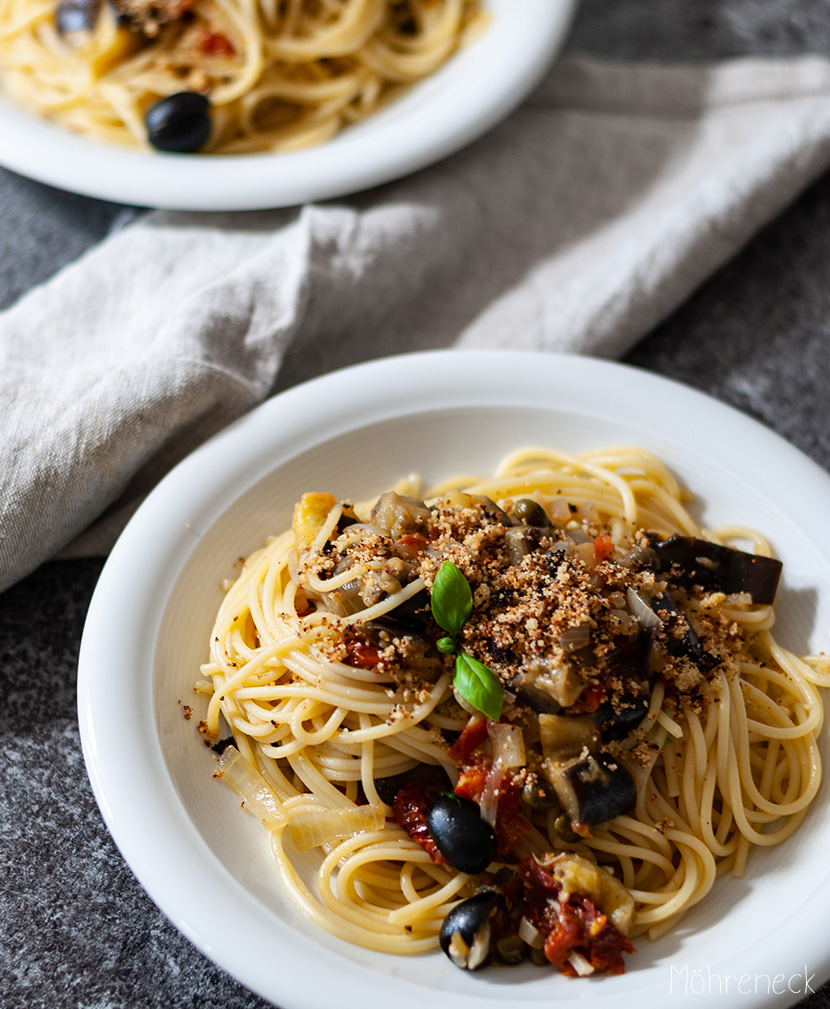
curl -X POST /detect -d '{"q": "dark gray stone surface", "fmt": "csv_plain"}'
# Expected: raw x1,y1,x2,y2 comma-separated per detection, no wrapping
3,2,830,1007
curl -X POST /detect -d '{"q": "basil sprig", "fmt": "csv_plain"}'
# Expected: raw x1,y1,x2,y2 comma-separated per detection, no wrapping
430,561,503,721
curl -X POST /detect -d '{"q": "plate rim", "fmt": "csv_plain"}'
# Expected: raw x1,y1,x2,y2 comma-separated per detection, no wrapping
77,349,830,1009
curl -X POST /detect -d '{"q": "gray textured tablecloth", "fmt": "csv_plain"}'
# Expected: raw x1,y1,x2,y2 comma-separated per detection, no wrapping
4,2,830,1008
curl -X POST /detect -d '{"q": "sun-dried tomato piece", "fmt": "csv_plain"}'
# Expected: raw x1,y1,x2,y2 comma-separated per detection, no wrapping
392,784,445,864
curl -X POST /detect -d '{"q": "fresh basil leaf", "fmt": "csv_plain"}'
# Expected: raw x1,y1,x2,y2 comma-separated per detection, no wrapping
431,561,473,637
437,636,457,655
454,652,503,721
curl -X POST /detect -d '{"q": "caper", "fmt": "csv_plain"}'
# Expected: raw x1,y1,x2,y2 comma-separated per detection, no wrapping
512,498,551,527
521,774,559,810
554,813,580,843
530,943,549,966
495,933,526,965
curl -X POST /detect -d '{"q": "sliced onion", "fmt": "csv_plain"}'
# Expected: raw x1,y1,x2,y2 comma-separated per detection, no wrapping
567,950,595,976
518,916,544,948
558,624,591,653
626,587,662,630
288,803,385,851
548,498,571,522
488,722,526,769
478,763,505,828
323,578,365,616
215,746,287,830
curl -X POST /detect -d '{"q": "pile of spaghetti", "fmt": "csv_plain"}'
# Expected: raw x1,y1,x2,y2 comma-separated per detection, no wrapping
0,0,483,152
195,446,829,977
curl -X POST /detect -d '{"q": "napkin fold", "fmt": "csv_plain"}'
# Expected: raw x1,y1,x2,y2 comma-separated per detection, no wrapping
4,54,830,592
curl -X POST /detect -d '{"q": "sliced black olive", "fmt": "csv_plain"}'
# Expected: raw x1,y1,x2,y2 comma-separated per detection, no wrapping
594,694,649,741
425,793,497,874
55,0,101,35
439,890,501,970
512,498,551,528
145,92,211,153
547,752,636,826
647,534,783,605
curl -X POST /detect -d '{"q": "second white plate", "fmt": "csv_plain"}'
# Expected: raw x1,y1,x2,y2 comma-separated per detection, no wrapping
0,1,576,210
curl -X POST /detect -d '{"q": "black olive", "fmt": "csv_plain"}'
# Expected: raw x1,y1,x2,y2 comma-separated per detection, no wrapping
439,890,501,970
512,499,551,528
549,751,636,826
145,92,211,153
55,0,100,35
425,793,497,874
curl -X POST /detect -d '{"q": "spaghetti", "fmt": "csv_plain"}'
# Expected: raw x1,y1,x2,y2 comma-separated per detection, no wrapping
195,446,828,976
0,0,484,153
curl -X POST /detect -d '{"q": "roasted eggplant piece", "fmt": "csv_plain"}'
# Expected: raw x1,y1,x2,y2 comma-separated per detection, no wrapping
647,534,782,605
538,712,597,761
508,672,561,714
546,752,636,826
467,494,513,527
594,694,649,741
370,491,430,539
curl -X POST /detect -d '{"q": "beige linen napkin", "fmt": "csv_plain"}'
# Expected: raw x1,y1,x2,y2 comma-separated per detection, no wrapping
4,54,830,592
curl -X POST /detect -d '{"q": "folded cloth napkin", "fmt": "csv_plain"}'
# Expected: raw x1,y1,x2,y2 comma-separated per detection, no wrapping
4,54,830,592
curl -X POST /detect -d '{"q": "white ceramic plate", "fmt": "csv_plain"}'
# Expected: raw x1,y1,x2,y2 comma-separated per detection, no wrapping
78,351,830,1009
0,1,576,210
